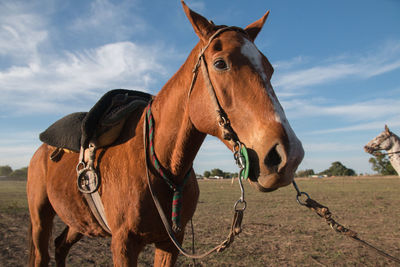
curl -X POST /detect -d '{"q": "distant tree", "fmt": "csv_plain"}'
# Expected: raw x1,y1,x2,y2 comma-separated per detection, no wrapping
368,154,396,175
319,161,356,177
210,168,224,177
10,167,28,178
0,165,13,176
203,171,211,178
296,169,315,177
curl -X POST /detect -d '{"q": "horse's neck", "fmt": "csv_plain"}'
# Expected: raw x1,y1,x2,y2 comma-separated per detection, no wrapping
150,46,206,180
388,134,400,175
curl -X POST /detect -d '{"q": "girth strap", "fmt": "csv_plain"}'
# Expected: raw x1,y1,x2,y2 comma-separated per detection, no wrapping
77,145,112,234
83,192,112,234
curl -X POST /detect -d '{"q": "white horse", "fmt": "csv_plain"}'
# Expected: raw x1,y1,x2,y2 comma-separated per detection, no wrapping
364,125,400,175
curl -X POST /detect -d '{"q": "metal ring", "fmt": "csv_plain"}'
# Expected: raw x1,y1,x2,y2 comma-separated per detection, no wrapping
296,192,310,206
77,168,100,194
218,116,226,126
76,161,86,173
233,141,242,152
233,150,240,161
234,199,247,211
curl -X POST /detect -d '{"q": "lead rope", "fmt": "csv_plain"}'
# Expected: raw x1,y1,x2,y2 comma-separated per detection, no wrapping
292,181,400,264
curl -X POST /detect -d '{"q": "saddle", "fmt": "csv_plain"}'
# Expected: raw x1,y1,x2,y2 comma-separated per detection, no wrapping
40,89,152,154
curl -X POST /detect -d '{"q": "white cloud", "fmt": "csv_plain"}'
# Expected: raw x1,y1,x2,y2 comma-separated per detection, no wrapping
303,142,359,152
0,42,168,115
70,0,146,40
0,0,175,116
54,42,166,91
273,40,400,92
282,98,400,122
273,56,308,70
276,63,357,89
0,1,48,64
309,116,400,135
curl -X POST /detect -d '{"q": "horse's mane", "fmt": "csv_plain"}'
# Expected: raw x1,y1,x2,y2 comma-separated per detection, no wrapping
390,131,400,143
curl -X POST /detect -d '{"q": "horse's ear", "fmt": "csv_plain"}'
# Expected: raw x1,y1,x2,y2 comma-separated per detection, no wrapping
181,0,215,42
385,124,390,133
244,10,270,42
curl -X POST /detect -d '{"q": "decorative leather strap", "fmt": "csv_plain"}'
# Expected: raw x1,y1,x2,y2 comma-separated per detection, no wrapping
143,107,243,259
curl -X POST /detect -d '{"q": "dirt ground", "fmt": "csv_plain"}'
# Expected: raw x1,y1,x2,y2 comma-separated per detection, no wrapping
1,177,400,266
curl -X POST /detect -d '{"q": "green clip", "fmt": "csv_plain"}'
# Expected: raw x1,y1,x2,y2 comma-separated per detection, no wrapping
240,145,250,180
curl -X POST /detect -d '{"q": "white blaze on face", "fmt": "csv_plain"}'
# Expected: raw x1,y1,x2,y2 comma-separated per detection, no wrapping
240,38,285,123
240,38,303,158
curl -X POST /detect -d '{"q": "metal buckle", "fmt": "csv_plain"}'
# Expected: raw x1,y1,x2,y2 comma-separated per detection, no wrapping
234,199,247,211
77,167,100,194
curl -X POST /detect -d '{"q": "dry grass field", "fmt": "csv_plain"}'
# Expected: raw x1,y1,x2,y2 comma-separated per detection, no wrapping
0,176,399,266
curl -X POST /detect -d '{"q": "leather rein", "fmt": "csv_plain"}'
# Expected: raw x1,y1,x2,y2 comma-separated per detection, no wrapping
143,26,250,258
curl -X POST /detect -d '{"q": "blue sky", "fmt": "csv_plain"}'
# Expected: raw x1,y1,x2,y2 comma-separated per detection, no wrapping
1,0,400,175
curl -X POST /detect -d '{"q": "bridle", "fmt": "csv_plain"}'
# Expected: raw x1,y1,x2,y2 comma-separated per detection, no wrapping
143,26,251,258
366,133,400,156
188,26,249,145
188,25,251,191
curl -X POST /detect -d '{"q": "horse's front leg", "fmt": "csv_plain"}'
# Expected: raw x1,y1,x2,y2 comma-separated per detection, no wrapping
153,232,184,267
111,229,143,266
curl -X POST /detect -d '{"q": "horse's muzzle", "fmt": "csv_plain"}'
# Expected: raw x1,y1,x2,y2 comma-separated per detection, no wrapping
251,142,304,192
364,145,375,154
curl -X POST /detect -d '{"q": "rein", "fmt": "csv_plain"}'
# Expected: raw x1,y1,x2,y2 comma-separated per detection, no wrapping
292,181,400,264
372,150,400,156
143,26,251,259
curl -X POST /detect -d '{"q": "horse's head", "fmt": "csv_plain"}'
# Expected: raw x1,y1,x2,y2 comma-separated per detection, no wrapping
182,2,304,192
365,125,395,154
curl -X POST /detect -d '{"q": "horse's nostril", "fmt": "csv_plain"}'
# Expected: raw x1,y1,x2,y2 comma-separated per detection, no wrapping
264,144,283,172
364,146,373,153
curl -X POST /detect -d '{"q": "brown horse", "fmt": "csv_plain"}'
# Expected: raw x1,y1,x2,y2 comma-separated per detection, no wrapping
27,2,304,266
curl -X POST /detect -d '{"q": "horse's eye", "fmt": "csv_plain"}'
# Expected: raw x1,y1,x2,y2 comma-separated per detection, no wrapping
213,59,228,70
